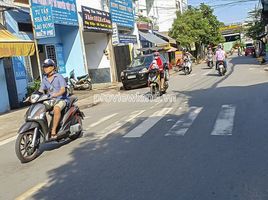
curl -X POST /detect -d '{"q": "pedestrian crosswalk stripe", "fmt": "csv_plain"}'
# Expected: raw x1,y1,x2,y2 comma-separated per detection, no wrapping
211,105,236,136
124,108,173,138
165,107,203,136
97,110,146,139
88,113,118,128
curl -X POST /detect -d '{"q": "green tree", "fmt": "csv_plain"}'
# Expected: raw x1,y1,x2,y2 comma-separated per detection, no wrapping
169,3,224,57
245,8,265,40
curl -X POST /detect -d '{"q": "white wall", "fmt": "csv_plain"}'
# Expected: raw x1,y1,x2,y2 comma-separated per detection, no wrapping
0,60,10,113
83,32,110,69
138,0,188,33
150,0,177,32
76,0,108,12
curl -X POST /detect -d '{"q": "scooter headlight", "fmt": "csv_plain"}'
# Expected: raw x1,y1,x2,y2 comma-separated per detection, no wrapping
30,94,40,103
139,68,148,74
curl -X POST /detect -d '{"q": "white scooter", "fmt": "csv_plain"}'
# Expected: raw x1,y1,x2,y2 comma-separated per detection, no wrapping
183,57,192,75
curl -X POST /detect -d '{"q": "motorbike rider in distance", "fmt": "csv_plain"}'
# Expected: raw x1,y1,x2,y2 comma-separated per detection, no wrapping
215,44,227,70
148,52,165,93
207,46,214,66
38,59,68,140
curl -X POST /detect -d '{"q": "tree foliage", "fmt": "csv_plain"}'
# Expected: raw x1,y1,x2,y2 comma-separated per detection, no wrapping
169,3,225,49
245,8,265,40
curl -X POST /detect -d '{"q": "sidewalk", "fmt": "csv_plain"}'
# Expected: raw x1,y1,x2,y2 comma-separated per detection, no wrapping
0,83,121,142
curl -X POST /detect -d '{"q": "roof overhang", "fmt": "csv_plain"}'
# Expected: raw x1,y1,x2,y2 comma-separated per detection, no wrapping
0,25,35,58
139,31,168,47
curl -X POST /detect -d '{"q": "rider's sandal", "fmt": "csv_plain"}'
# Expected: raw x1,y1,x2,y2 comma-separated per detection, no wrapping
50,133,57,141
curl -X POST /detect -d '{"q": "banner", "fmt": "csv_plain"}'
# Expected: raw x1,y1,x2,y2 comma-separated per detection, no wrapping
32,6,55,39
12,57,26,80
119,34,137,44
82,6,112,33
31,0,78,26
55,44,66,74
110,0,134,28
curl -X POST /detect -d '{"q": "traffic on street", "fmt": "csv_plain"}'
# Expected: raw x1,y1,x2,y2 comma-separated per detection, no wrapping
1,0,268,199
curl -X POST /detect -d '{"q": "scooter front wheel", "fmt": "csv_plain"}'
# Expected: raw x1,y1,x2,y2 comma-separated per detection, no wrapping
15,131,39,163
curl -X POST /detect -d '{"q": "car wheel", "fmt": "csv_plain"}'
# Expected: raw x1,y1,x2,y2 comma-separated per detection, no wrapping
123,85,131,90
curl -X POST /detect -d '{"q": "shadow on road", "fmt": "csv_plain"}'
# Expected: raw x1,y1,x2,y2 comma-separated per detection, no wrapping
29,56,268,200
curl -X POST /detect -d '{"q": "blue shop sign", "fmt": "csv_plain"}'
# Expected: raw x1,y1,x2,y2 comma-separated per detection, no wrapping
32,6,55,39
110,0,134,28
12,57,26,80
119,34,137,44
55,44,66,74
31,0,78,26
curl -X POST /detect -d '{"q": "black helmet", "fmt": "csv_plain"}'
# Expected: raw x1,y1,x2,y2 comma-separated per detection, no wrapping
42,59,56,68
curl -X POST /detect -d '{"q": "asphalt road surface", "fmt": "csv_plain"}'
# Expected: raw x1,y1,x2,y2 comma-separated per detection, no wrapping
1,55,268,200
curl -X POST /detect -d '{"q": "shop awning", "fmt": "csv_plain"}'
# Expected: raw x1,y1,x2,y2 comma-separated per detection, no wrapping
0,25,35,58
137,46,166,52
154,31,177,44
139,31,168,47
166,47,178,52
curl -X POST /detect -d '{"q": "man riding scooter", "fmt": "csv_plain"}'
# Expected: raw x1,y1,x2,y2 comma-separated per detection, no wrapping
148,52,165,94
207,47,214,68
215,44,227,70
39,59,69,140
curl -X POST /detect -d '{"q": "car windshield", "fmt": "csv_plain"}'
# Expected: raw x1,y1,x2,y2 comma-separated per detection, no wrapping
129,56,154,68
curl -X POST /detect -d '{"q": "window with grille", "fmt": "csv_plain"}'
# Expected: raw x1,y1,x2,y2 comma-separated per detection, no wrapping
45,45,57,66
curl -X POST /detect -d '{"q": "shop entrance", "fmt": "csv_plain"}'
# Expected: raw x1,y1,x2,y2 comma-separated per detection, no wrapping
3,58,19,109
114,45,131,81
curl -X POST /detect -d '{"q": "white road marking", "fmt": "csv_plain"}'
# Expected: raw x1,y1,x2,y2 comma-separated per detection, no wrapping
0,135,17,147
211,105,236,136
88,113,118,128
202,69,213,75
124,108,173,138
165,107,203,136
189,73,196,77
98,110,146,139
15,180,48,200
150,101,162,109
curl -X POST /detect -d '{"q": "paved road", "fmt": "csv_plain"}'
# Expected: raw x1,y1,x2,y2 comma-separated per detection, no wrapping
1,56,268,200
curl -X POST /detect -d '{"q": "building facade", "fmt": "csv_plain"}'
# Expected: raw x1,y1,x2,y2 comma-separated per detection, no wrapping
76,0,116,83
137,0,188,33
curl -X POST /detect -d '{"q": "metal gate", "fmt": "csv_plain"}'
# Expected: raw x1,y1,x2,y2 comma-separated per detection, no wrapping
114,45,131,81
3,58,19,109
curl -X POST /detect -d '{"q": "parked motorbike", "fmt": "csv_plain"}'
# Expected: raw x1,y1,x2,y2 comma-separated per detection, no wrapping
15,92,84,163
148,67,168,98
183,57,192,75
217,61,226,76
69,70,92,90
207,55,213,68
64,77,74,96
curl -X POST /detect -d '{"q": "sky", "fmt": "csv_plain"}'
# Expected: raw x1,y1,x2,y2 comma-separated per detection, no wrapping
188,0,260,24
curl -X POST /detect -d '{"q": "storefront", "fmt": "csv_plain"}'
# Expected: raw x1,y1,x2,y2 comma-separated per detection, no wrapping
81,6,113,83
31,0,86,79
0,24,35,112
110,0,138,81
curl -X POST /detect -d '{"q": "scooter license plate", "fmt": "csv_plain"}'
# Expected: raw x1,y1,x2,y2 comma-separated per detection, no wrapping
127,75,136,79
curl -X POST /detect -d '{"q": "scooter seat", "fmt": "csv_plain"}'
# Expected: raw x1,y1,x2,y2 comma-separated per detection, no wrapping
77,74,88,80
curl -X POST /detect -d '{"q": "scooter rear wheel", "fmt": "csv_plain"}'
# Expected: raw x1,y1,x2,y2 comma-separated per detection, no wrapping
15,131,39,163
69,115,83,140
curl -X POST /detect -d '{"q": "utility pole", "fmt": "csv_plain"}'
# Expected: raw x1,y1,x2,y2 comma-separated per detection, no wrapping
29,0,43,81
